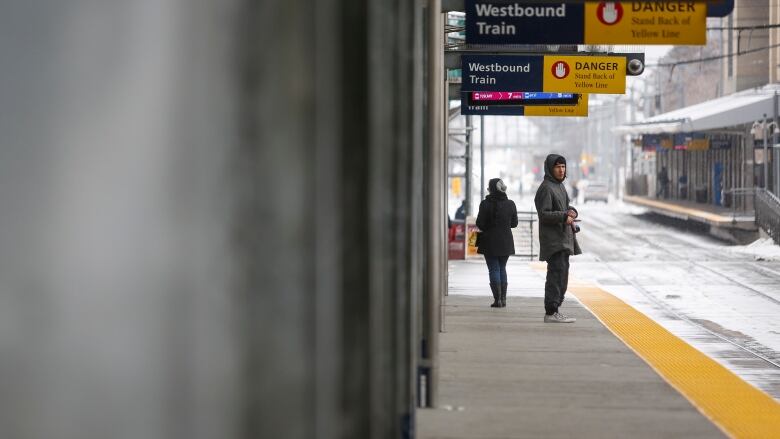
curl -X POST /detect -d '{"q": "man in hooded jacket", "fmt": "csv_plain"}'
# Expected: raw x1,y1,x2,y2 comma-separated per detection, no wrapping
534,154,581,323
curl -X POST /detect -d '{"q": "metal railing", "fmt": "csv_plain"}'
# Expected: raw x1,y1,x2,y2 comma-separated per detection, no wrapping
723,187,757,221
756,188,780,245
512,211,538,260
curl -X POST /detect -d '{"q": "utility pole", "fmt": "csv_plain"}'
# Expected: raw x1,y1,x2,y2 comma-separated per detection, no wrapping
480,115,485,201
764,113,769,190
465,115,472,215
775,93,779,195
614,97,621,199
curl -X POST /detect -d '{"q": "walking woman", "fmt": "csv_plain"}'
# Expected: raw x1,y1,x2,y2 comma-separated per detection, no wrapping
476,178,518,307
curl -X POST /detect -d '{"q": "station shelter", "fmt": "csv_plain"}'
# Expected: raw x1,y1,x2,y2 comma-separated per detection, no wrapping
617,84,780,213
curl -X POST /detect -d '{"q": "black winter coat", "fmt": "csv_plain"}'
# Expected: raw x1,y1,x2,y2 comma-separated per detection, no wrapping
534,154,582,261
476,192,518,256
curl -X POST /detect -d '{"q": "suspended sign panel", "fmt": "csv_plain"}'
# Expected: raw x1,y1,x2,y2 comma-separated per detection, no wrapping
707,0,734,18
462,55,625,94
466,1,706,45
584,1,706,45
525,94,589,116
469,91,578,106
542,56,626,93
465,1,584,44
688,133,710,151
461,55,544,91
461,93,588,116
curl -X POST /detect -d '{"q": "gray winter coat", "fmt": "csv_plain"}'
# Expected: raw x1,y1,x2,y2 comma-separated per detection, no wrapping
534,154,582,261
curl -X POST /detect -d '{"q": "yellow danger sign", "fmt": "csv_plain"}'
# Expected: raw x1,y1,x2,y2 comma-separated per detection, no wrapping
584,1,706,45
524,94,589,117
542,56,625,94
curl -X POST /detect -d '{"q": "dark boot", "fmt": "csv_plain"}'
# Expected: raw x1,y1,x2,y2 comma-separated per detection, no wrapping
489,283,500,307
500,282,507,307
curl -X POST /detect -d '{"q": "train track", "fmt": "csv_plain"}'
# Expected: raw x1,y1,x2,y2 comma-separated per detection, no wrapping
599,259,780,370
626,227,780,307
579,208,780,369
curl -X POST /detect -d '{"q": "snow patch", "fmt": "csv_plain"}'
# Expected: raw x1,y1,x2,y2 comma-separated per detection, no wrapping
727,238,780,261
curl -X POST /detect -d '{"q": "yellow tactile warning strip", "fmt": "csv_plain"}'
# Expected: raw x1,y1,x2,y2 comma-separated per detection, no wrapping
623,195,731,223
569,280,780,439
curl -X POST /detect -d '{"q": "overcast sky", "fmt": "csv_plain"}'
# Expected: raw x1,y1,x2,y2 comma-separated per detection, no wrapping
644,45,672,64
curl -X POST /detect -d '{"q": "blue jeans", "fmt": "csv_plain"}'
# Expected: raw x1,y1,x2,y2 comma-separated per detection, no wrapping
484,255,509,284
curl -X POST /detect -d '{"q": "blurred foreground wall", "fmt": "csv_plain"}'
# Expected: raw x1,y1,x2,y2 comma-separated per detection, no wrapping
0,1,424,438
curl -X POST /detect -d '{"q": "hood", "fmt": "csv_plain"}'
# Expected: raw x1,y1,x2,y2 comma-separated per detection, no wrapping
487,178,506,194
544,154,567,183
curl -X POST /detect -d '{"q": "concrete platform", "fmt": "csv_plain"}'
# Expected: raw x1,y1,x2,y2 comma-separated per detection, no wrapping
417,260,726,439
623,195,758,244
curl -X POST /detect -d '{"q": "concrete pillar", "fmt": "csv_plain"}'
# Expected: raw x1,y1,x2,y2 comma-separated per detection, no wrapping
421,0,443,409
0,1,425,438
0,2,243,438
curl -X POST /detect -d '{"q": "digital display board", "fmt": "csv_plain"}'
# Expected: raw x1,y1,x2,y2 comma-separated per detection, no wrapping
467,91,579,106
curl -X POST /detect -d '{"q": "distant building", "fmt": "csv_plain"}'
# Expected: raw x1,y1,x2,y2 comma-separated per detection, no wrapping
721,0,769,94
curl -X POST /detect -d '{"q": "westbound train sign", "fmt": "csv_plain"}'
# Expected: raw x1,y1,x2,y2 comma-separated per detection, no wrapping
466,1,706,45
462,54,625,94
465,2,584,44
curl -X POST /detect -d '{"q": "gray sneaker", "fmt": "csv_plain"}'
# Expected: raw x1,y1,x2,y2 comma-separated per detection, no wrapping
556,312,576,322
544,312,575,323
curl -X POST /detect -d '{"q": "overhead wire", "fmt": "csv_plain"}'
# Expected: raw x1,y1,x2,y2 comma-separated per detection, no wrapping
707,23,779,31
648,42,780,67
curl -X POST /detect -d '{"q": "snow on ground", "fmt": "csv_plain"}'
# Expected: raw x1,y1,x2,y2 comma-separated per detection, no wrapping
726,238,780,262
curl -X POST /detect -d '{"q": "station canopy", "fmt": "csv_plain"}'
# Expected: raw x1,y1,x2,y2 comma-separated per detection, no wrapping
614,84,780,135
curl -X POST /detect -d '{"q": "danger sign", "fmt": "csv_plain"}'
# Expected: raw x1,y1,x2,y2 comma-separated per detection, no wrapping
596,2,623,25
466,0,706,45
585,1,706,45
543,55,626,94
551,61,570,79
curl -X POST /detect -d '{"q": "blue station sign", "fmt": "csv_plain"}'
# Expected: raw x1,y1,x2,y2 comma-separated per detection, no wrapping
461,55,544,91
465,1,584,45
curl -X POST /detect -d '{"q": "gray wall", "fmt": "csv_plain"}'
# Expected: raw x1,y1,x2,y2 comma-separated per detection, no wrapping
0,1,426,438
722,0,770,94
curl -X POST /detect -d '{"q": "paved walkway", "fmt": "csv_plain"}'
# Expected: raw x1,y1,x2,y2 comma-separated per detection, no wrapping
417,259,725,439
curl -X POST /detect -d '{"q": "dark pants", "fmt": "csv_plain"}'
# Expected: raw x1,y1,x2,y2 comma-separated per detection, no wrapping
544,251,569,315
484,255,509,284
656,183,668,198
